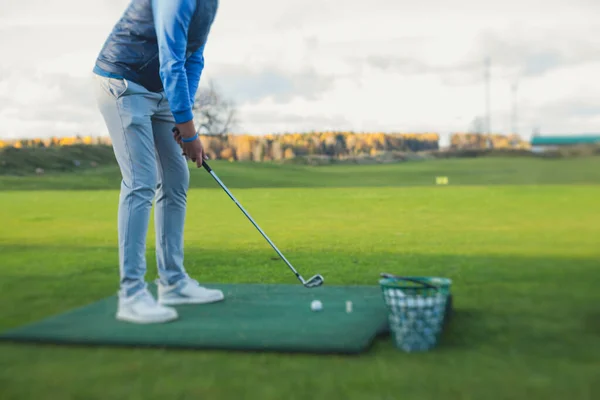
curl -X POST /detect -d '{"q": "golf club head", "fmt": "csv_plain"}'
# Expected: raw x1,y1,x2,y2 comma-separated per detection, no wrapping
303,274,324,288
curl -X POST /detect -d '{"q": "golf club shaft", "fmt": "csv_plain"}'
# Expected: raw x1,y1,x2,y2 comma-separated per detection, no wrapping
202,161,305,284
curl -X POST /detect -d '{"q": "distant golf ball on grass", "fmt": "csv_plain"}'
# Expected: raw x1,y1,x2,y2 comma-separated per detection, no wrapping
311,300,323,311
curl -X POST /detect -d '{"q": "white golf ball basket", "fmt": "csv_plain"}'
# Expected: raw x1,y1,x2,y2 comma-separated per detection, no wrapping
379,274,452,353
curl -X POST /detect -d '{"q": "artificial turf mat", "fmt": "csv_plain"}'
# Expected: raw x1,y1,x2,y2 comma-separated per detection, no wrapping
0,283,391,354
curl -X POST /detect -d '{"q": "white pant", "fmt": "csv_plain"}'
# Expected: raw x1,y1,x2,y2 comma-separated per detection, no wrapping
93,74,190,298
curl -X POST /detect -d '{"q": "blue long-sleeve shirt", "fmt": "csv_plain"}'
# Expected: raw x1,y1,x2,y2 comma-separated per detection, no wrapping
152,0,204,124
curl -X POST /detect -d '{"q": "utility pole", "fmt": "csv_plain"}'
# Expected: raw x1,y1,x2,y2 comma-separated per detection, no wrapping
511,80,519,134
484,57,491,134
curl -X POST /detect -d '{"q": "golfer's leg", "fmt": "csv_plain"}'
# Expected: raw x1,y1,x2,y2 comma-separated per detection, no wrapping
151,102,190,286
93,75,158,298
151,97,224,305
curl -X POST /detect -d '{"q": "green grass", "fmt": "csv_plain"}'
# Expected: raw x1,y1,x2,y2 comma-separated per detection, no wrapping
1,155,600,190
0,158,599,399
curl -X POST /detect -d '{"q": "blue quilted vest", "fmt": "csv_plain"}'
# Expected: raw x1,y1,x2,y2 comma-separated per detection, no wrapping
94,0,218,92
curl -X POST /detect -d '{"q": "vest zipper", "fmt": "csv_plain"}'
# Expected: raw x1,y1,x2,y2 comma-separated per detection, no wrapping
138,52,158,71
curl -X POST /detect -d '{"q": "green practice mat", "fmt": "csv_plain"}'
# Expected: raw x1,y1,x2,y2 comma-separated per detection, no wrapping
0,283,391,354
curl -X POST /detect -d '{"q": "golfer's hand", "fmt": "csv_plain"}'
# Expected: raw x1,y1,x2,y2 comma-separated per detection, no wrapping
173,121,207,167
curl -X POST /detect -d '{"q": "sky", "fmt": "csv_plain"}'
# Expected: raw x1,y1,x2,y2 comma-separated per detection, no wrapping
0,0,599,145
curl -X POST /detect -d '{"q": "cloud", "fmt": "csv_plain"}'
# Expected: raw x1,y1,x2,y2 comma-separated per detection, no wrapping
207,66,335,105
0,71,95,107
365,55,477,78
0,71,103,138
537,99,600,120
472,28,600,76
236,109,352,134
362,24,600,87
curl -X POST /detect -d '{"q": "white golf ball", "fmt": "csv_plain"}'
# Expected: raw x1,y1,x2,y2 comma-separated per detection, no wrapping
311,300,323,311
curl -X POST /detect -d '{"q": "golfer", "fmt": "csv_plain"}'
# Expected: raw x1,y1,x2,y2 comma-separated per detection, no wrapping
92,0,224,324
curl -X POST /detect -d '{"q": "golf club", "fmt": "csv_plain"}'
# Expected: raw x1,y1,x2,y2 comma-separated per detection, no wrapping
173,128,323,288
202,160,324,288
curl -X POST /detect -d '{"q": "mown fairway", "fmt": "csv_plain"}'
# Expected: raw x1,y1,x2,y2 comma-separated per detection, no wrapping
1,157,599,400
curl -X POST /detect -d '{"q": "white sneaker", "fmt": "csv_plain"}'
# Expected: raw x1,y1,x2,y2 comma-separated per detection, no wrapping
116,288,178,324
157,278,224,306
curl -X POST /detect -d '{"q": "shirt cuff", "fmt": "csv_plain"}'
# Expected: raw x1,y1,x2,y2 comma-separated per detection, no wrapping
172,109,194,124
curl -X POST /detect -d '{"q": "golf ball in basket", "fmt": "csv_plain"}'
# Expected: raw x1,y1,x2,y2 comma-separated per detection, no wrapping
311,300,323,311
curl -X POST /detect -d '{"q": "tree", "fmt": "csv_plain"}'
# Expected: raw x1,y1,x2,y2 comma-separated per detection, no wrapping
468,116,485,134
192,80,238,136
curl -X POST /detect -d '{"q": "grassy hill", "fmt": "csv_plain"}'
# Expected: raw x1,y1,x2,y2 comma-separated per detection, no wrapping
1,156,600,191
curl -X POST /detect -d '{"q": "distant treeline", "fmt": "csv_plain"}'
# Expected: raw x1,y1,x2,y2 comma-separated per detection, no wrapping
450,133,530,150
1,131,440,161
0,131,531,162
201,132,441,161
2,132,597,176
